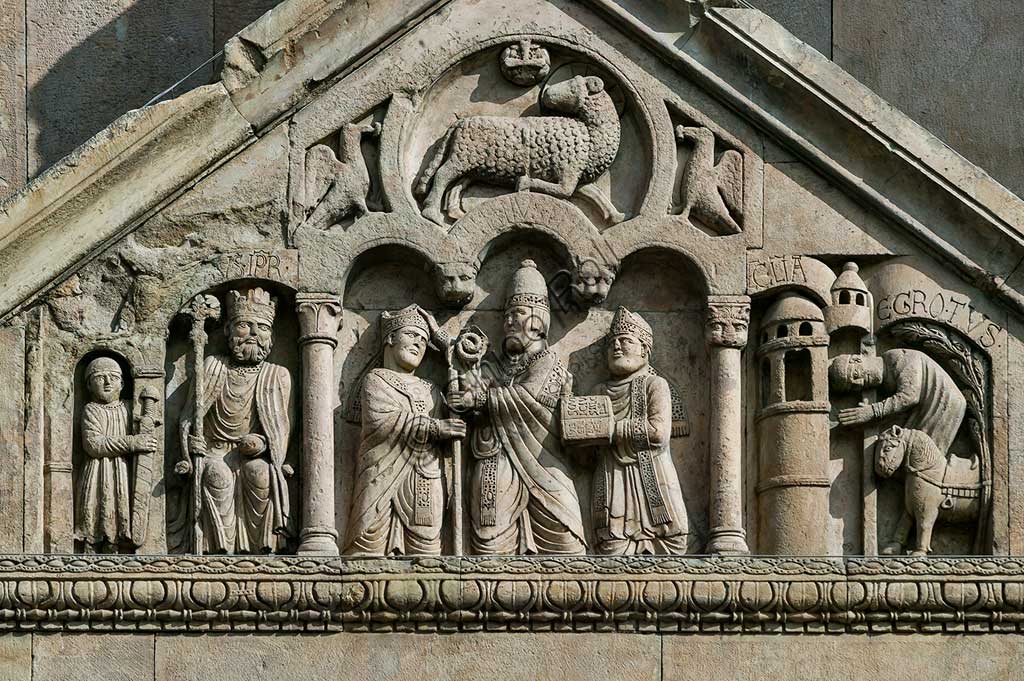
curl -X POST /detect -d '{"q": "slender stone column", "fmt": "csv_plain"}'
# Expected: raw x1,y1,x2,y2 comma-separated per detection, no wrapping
705,295,751,555
295,294,342,555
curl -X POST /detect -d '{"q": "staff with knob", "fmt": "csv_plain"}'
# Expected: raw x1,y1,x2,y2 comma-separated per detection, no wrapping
175,294,221,555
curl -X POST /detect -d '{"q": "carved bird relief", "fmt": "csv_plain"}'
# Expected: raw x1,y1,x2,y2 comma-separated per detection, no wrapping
302,122,381,230
673,125,743,235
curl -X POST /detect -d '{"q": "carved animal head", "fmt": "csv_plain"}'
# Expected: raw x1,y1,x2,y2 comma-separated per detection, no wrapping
541,75,606,115
875,425,908,478
571,257,616,305
434,261,478,307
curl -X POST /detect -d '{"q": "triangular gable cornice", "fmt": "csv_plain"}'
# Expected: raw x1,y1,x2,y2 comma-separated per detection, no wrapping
1,0,1022,323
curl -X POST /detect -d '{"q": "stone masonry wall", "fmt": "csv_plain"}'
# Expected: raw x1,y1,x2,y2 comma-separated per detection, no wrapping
0,632,1021,680
2,1,1023,202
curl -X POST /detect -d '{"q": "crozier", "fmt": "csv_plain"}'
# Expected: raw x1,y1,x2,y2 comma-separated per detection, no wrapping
0,0,1022,650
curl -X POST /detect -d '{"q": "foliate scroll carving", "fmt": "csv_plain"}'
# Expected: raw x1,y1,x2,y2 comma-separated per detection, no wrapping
302,122,382,230
673,125,744,235
3,554,1021,632
172,287,294,555
416,75,623,225
499,39,550,86
705,295,750,348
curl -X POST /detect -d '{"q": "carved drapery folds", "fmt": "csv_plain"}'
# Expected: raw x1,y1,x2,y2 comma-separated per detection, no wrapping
10,8,1009,581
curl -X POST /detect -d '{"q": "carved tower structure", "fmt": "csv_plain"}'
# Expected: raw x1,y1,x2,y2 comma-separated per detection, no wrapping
756,292,831,554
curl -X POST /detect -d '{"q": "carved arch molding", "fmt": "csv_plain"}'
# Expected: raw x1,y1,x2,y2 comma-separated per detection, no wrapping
7,1,1019,634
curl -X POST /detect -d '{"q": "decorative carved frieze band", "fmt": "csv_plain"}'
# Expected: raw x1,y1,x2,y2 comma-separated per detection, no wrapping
0,556,1019,633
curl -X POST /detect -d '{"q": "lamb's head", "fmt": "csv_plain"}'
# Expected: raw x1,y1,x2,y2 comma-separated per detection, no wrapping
542,75,605,115
875,425,908,478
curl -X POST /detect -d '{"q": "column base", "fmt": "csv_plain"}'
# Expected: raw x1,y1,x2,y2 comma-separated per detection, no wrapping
706,528,749,555
297,528,340,556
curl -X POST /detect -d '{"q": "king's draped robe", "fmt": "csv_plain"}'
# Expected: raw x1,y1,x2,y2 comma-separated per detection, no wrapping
179,355,292,553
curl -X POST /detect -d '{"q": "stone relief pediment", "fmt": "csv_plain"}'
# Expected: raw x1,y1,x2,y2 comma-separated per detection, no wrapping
1,0,1024,634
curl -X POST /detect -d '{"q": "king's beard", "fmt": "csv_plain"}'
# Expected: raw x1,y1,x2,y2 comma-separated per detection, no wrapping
229,335,271,365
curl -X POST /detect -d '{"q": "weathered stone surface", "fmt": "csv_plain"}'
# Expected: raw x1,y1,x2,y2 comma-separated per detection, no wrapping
747,0,832,57
0,0,26,202
26,0,214,177
156,633,661,680
0,634,30,681
224,0,447,129
137,121,290,250
33,633,154,681
0,319,25,552
0,83,252,321
834,0,1024,199
665,634,1024,680
762,161,913,257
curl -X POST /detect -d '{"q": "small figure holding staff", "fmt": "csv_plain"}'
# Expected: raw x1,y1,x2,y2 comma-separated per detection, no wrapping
75,357,158,554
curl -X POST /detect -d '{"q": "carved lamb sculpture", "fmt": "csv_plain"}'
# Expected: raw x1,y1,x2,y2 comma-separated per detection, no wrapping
416,75,623,224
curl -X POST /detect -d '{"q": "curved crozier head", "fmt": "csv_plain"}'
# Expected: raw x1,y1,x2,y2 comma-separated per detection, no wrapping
875,425,907,478
85,357,124,404
434,261,478,307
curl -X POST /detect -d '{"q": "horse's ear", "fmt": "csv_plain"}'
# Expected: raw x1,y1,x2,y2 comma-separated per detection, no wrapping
891,424,903,437
585,76,604,94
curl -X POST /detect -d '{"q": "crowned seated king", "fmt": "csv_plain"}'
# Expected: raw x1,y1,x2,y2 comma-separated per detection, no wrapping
177,287,294,554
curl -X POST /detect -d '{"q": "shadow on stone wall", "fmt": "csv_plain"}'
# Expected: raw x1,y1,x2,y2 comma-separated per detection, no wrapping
27,0,280,179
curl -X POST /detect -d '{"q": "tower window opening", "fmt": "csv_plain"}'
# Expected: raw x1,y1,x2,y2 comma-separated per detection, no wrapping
798,322,813,336
784,349,813,401
761,359,771,408
856,293,866,305
839,290,851,304
776,325,788,339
